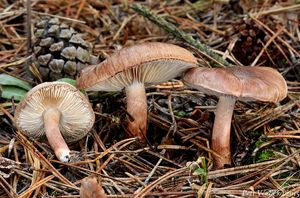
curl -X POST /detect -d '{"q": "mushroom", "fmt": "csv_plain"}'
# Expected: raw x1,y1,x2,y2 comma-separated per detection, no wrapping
77,42,197,140
14,82,95,162
80,177,107,198
183,66,287,168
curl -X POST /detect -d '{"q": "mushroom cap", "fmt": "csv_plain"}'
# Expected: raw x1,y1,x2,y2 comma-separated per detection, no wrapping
14,82,95,142
183,66,287,103
77,42,197,91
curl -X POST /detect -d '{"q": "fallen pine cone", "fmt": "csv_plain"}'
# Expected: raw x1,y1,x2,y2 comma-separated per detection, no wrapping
30,17,98,82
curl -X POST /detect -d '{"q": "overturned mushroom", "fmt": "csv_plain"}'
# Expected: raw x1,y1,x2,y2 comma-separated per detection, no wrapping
183,66,287,168
77,42,197,141
14,82,95,162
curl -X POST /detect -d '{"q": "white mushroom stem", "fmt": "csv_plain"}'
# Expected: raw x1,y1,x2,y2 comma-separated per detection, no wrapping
43,108,70,162
211,96,236,168
126,81,147,141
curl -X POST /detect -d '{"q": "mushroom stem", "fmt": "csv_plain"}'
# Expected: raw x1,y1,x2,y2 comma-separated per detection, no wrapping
126,82,147,141
43,108,70,162
211,96,236,168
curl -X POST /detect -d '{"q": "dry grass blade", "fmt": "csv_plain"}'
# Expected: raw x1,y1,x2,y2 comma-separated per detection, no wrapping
133,167,187,198
16,132,79,189
18,175,55,198
0,175,18,197
241,101,297,132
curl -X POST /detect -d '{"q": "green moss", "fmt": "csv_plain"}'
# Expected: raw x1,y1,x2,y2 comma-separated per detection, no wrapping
255,138,266,148
248,130,261,138
173,110,187,118
275,145,286,154
256,149,275,162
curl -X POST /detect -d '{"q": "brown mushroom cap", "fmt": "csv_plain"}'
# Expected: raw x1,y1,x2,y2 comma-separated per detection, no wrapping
183,66,287,103
77,42,198,91
14,82,95,142
183,66,287,168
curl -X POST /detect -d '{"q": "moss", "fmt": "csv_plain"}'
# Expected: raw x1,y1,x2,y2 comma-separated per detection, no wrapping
256,149,275,162
173,110,187,118
255,138,266,148
248,130,261,138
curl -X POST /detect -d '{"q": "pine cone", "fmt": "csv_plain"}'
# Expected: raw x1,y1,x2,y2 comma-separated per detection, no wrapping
30,17,98,82
231,18,265,65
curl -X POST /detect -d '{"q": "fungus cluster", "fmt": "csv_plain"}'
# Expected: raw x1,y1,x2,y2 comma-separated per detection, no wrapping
14,42,287,169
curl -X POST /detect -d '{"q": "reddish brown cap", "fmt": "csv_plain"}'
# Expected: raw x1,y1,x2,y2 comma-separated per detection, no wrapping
183,67,287,103
80,177,107,198
77,42,197,91
14,82,95,142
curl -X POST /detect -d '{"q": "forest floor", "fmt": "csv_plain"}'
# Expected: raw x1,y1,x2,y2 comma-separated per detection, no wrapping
0,0,300,197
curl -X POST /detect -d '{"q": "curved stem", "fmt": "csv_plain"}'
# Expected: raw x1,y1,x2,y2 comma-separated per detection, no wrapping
43,108,70,162
126,82,147,141
211,96,236,169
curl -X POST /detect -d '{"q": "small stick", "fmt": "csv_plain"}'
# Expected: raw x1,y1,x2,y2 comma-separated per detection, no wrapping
25,0,32,68
133,167,187,198
32,11,86,24
135,150,165,193
144,150,165,185
131,4,233,68
75,0,86,20
18,175,55,198
0,175,18,198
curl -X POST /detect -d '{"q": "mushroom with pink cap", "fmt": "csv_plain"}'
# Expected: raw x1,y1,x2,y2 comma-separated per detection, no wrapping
77,42,197,141
183,66,287,168
14,82,95,162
